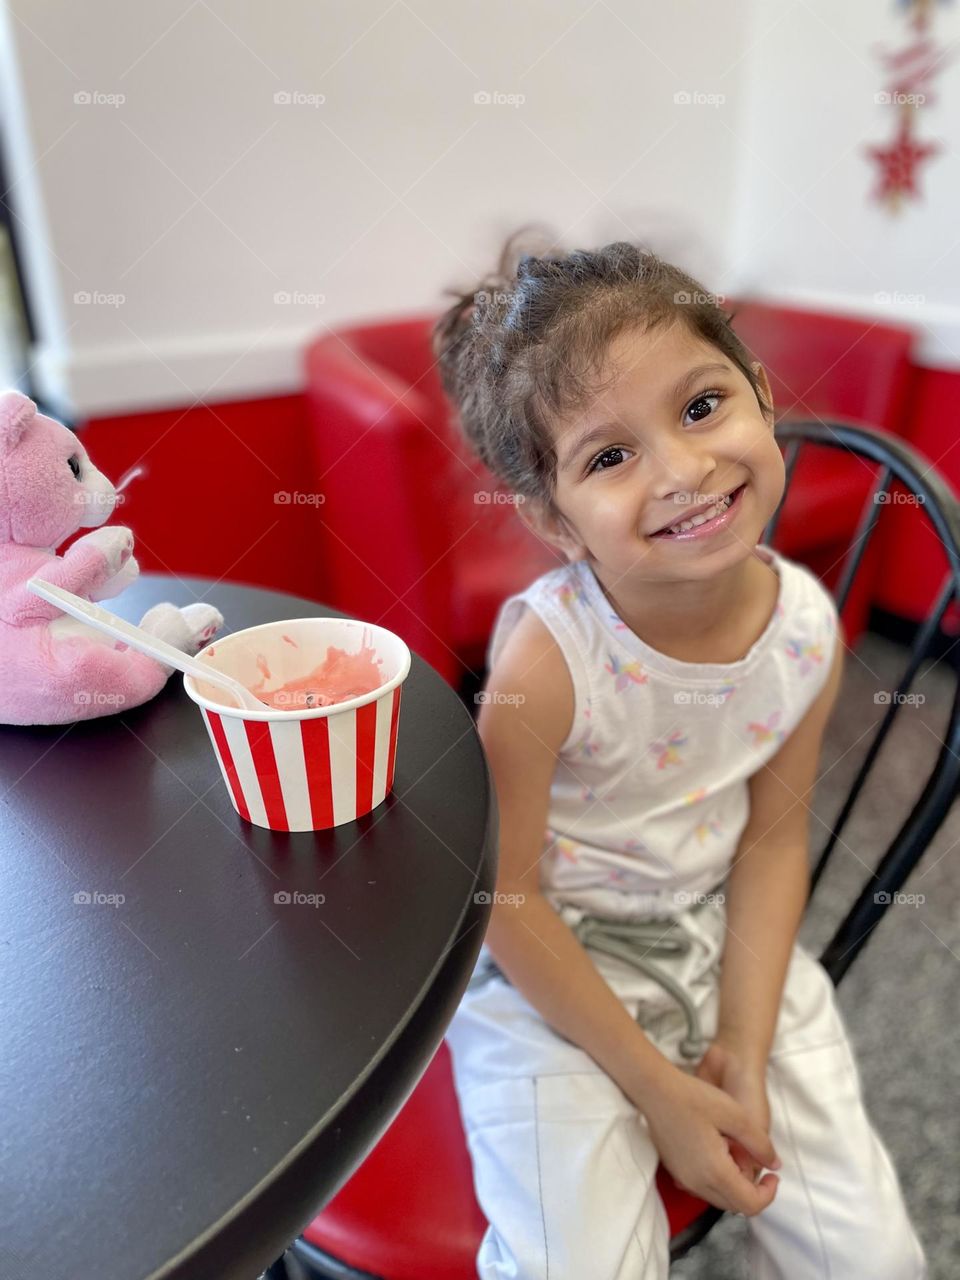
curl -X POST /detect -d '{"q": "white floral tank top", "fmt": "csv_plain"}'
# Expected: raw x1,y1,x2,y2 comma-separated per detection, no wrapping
486,544,841,920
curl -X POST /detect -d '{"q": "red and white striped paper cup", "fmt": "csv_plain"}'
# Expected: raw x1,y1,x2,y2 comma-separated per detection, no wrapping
183,617,411,831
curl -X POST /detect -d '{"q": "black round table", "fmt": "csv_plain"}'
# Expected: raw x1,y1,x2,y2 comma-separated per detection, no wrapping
0,575,496,1280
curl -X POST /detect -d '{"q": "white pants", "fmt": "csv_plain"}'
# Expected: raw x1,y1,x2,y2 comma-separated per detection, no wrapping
445,898,927,1279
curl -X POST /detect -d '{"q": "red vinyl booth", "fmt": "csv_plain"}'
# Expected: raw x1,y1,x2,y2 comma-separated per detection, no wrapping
305,303,915,688
304,315,558,688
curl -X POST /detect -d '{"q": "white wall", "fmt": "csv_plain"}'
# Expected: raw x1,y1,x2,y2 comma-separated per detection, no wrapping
730,0,960,366
1,0,957,417
0,0,753,416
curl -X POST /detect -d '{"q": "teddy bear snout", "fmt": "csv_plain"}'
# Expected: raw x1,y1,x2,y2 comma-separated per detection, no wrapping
76,465,120,528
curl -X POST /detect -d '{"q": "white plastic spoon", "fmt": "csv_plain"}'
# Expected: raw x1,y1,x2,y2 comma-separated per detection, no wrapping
26,577,264,712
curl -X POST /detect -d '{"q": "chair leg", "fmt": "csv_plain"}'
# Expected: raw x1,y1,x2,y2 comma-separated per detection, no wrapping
287,1236,381,1279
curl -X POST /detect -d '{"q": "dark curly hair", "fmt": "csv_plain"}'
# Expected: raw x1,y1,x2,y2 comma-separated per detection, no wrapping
432,228,771,518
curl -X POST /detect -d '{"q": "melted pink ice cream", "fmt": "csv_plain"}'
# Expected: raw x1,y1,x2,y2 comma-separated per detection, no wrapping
250,637,384,711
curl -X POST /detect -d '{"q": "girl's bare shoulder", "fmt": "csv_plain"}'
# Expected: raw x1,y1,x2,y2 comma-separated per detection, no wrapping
482,604,574,755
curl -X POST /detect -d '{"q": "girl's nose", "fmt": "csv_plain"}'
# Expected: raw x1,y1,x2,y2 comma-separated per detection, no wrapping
649,442,716,502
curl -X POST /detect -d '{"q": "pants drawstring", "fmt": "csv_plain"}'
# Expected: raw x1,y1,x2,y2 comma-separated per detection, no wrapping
570,915,708,1060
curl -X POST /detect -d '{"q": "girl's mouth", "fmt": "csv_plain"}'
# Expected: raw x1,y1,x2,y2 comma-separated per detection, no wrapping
649,483,747,541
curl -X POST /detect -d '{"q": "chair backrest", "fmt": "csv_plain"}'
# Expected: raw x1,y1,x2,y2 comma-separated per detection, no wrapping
762,418,960,985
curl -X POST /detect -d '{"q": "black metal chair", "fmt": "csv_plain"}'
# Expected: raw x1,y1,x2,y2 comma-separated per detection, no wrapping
269,417,960,1277
671,416,960,1258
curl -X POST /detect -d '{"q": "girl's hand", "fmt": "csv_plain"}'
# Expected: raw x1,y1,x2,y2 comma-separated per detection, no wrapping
695,1040,773,1186
641,1064,781,1217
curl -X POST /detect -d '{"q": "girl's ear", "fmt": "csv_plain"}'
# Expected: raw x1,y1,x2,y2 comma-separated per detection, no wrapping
516,497,587,563
752,361,775,425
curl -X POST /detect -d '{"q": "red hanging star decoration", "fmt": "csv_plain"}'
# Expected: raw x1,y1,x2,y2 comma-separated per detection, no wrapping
864,0,954,211
865,115,940,212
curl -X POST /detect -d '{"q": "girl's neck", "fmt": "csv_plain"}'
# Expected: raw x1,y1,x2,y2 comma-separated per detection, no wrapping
588,546,777,665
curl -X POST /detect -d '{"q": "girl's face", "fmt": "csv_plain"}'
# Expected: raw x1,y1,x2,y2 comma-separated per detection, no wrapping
525,321,784,586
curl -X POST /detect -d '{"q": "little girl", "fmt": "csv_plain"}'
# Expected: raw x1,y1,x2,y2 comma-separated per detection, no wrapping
433,238,927,1279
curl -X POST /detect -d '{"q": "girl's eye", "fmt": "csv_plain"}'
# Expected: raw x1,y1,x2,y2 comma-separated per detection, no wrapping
684,389,725,424
587,445,630,474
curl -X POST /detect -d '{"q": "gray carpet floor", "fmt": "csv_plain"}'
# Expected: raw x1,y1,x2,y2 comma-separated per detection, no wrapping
674,630,960,1278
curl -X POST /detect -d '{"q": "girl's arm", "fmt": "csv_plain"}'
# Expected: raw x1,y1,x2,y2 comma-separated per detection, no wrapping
715,638,846,1068
479,606,674,1104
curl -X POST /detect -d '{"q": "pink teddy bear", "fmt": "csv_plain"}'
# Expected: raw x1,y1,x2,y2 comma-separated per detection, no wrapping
0,390,224,725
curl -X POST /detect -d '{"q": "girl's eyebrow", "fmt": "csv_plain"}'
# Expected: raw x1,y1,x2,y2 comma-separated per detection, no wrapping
559,361,733,470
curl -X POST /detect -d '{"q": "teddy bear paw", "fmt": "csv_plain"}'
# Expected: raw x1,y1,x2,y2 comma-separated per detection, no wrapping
137,602,190,656
89,553,140,601
75,525,135,577
178,602,225,655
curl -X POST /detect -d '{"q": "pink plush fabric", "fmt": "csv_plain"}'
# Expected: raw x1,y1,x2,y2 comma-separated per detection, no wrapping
0,390,217,726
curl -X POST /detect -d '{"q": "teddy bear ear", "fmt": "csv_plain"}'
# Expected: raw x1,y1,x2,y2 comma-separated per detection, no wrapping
0,390,38,452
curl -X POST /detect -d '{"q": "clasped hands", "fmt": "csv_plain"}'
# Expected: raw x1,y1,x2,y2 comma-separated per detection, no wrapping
641,1035,781,1217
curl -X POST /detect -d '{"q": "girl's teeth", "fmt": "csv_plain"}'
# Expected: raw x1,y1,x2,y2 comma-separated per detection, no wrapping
663,491,734,535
